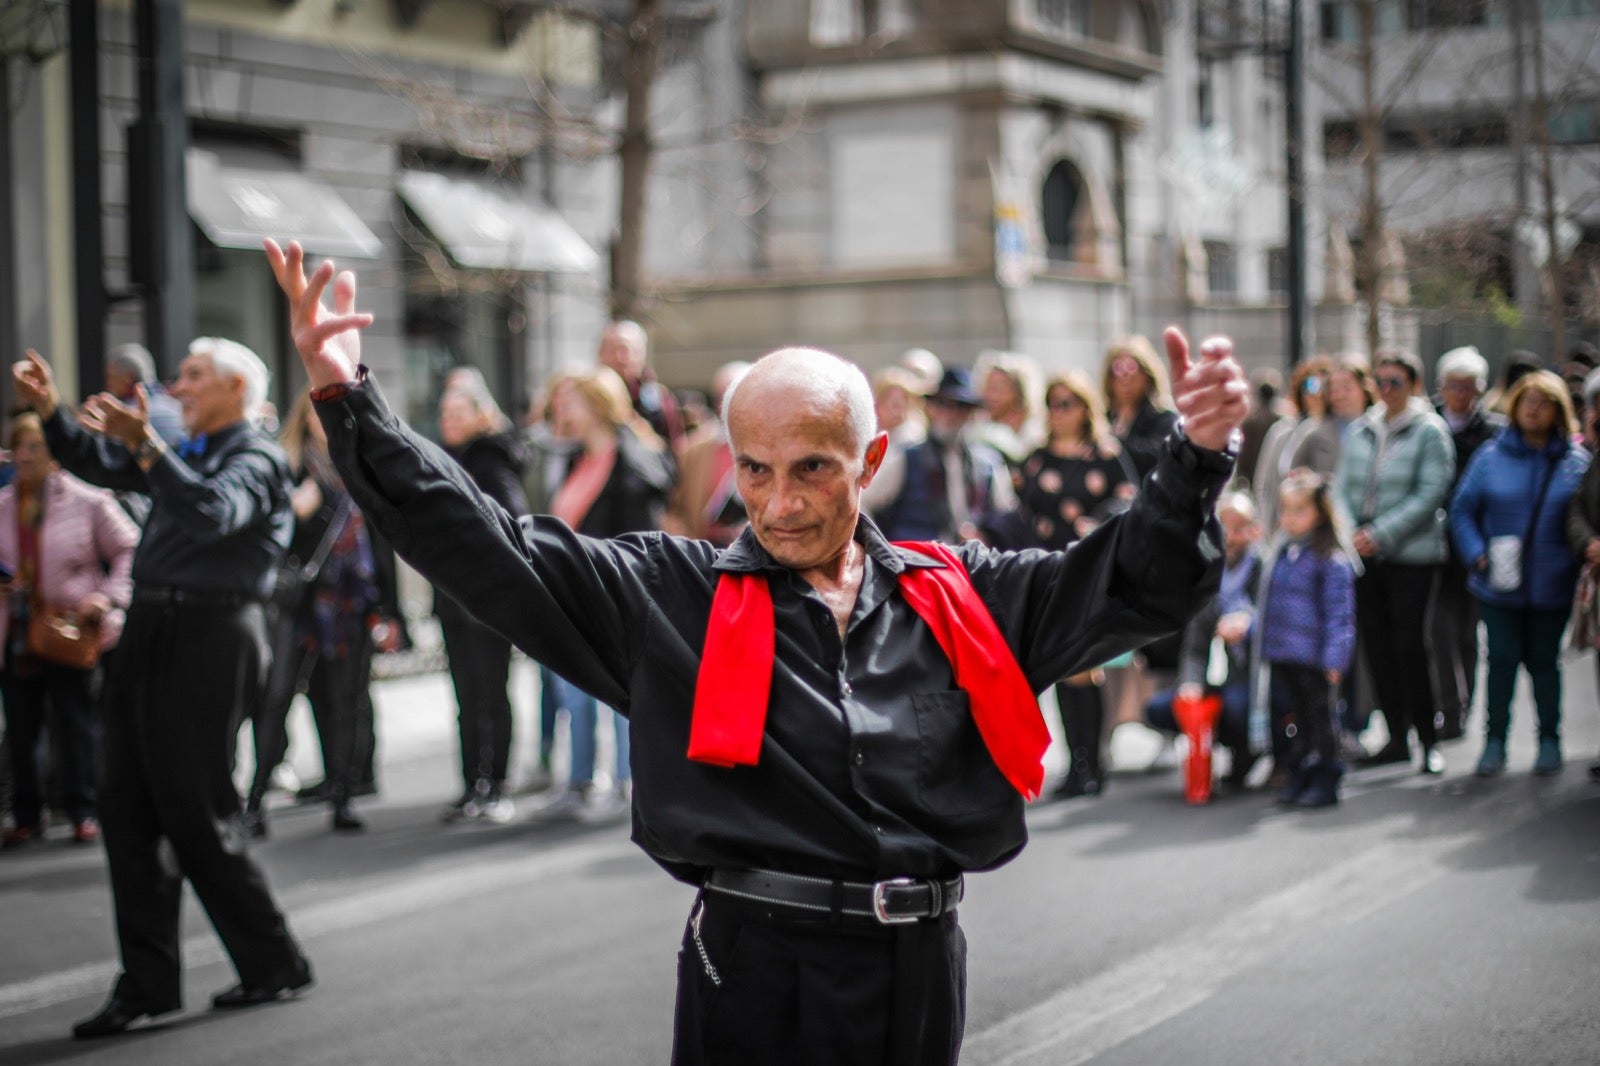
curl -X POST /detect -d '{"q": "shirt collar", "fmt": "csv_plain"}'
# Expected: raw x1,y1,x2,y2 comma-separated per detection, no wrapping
711,513,946,576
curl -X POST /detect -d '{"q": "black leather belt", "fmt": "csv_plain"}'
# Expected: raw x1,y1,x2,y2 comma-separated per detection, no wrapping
133,585,260,608
704,868,964,925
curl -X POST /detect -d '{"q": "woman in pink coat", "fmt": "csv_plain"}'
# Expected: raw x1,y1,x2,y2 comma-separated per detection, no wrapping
0,413,138,846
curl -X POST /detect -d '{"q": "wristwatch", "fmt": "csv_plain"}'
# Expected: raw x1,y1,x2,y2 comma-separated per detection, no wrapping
132,435,164,465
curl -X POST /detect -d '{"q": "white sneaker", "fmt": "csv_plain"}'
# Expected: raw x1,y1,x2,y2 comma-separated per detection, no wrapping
477,793,515,824
536,788,590,821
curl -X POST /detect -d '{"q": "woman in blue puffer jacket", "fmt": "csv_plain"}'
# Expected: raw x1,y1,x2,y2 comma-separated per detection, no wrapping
1451,370,1590,777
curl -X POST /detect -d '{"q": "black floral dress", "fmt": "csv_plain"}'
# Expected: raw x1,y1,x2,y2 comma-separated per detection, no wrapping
1018,439,1138,551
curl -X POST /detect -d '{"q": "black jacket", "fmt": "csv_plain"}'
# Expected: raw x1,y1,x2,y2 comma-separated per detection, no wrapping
317,379,1227,884
433,431,529,623
568,427,674,539
1117,400,1181,482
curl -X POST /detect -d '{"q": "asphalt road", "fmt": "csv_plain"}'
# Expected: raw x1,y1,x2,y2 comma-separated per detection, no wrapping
2,657,1597,1064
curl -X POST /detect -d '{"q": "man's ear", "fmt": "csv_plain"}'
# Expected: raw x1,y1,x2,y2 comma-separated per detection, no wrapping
861,431,889,484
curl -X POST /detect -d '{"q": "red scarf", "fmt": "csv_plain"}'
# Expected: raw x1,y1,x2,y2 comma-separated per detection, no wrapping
688,540,1048,800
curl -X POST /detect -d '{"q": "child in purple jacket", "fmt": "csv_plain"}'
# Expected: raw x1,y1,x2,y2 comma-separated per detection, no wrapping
1260,470,1358,808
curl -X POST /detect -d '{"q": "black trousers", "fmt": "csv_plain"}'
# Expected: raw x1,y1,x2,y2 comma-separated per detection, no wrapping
1271,663,1339,768
250,611,374,802
103,599,304,1010
1355,560,1441,748
1431,560,1480,730
1,661,99,826
438,610,514,788
672,890,966,1066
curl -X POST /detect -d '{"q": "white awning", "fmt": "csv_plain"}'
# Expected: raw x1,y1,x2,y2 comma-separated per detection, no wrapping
396,169,598,275
186,148,382,259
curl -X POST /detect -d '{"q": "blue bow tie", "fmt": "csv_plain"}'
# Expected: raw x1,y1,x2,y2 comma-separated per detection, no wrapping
176,433,209,460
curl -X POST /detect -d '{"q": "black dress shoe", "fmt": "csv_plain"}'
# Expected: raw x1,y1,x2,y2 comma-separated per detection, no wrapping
330,803,365,832
211,958,314,1010
72,995,177,1039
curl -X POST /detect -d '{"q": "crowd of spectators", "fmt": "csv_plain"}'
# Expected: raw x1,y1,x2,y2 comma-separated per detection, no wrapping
5,330,1600,856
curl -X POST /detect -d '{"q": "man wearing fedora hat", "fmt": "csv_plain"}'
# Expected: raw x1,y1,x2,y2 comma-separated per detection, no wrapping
862,366,1018,545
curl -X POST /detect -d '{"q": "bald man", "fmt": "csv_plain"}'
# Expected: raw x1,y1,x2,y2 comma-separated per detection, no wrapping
265,238,1248,1065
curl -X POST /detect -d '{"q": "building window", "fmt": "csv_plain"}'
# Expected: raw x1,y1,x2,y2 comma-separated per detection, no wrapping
1268,246,1290,296
1035,0,1091,36
1042,160,1085,263
810,0,917,44
1550,102,1598,145
1197,58,1215,128
1204,240,1238,297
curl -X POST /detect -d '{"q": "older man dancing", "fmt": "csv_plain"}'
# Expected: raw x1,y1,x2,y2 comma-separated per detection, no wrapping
264,237,1246,1065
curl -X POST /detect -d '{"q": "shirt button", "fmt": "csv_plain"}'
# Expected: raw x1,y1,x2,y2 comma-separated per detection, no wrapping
841,680,853,698
853,750,865,766
874,825,886,836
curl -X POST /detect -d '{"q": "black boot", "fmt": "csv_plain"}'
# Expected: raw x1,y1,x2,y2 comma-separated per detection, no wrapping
329,785,364,832
240,787,269,840
1053,684,1105,800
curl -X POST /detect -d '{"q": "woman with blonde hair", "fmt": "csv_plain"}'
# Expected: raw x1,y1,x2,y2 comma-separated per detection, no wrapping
1018,370,1138,798
0,413,138,846
1101,335,1178,481
1454,370,1589,776
538,366,674,819
974,350,1043,465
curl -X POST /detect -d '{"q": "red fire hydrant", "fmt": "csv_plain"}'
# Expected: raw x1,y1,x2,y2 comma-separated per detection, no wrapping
1171,691,1224,805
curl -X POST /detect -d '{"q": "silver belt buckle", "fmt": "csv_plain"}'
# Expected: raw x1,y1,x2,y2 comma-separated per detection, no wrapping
871,877,920,925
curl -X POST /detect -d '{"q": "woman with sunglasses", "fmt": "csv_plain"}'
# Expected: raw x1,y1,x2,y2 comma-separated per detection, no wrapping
1101,336,1178,482
1018,371,1138,798
1333,350,1456,774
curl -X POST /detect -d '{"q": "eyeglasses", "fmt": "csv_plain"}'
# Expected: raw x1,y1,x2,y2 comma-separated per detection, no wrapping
1047,396,1083,412
1110,356,1142,379
1375,375,1409,391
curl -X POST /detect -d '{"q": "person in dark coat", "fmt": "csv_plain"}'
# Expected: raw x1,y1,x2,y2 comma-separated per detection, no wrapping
266,239,1247,1066
243,393,394,835
14,339,312,1038
1101,334,1180,481
1453,371,1589,777
435,385,530,823
1431,346,1504,741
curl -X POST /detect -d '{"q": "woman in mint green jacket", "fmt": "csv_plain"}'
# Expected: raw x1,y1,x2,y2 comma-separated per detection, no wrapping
1334,350,1457,774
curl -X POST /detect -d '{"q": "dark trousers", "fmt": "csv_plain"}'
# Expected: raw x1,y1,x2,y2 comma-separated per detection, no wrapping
1432,561,1481,732
250,612,374,803
1478,603,1568,743
439,610,514,788
672,891,966,1066
1,662,99,827
1271,663,1339,769
103,600,303,1010
1356,560,1441,749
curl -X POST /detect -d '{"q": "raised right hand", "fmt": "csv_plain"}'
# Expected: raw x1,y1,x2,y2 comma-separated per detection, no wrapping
263,239,373,389
12,350,61,420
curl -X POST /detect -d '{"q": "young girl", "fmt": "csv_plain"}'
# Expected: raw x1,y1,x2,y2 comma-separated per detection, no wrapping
1257,470,1358,807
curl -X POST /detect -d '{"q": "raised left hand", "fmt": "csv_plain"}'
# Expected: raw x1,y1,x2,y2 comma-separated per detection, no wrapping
1163,327,1248,453
79,387,152,451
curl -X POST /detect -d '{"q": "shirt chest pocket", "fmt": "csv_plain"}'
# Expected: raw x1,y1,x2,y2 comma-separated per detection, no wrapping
912,690,1015,821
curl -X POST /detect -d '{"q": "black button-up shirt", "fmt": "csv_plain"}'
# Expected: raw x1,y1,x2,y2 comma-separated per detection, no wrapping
317,380,1227,884
43,411,293,596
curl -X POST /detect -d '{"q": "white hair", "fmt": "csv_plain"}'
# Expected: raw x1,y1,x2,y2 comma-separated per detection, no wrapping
723,347,878,457
1436,346,1488,390
191,337,270,422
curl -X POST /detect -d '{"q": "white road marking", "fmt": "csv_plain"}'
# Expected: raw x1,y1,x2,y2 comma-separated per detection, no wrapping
0,835,636,1020
964,794,1531,1066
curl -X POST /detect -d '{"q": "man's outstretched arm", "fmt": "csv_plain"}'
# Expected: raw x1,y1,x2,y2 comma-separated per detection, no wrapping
263,239,647,708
